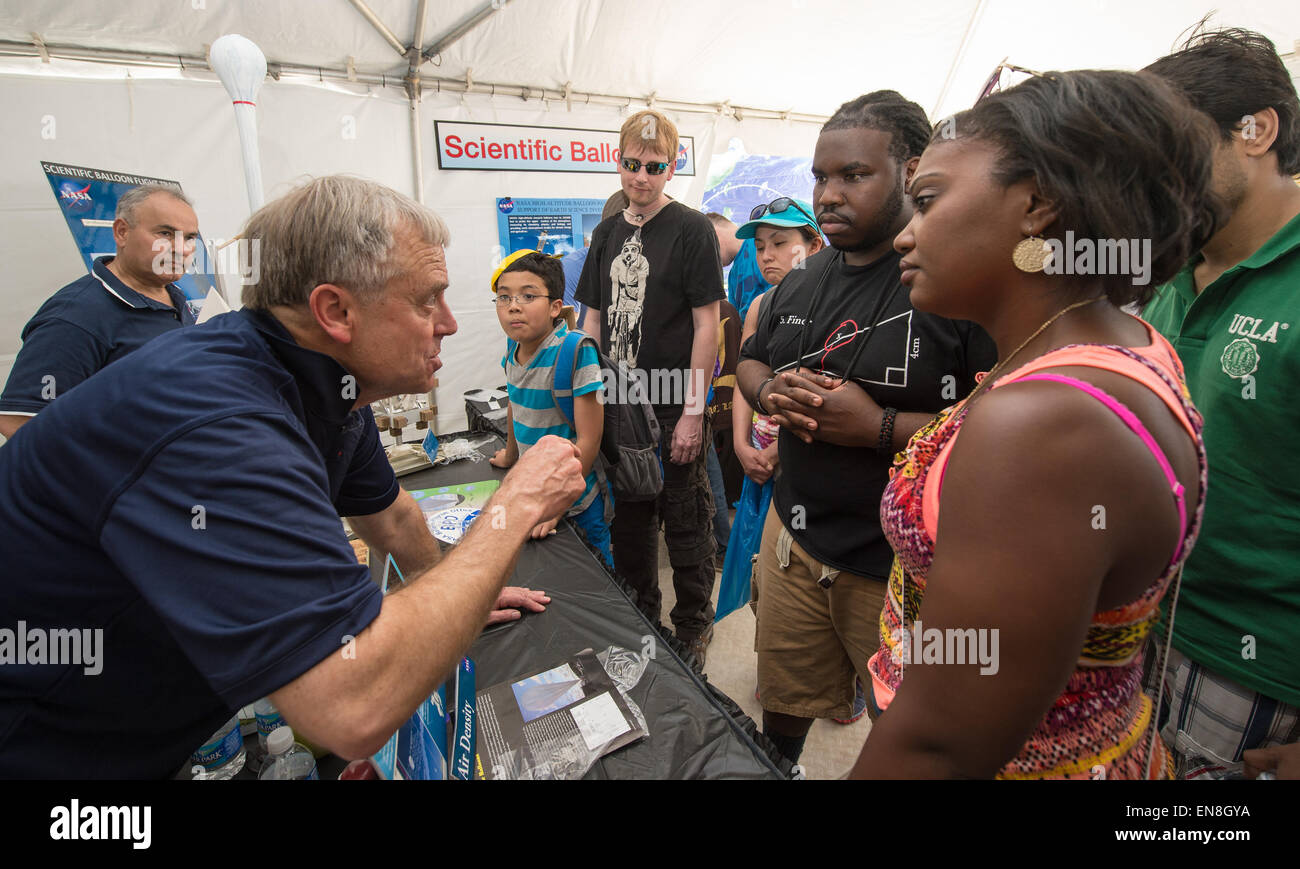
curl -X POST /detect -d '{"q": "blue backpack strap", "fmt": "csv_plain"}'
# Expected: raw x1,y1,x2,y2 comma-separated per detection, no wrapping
552,328,586,429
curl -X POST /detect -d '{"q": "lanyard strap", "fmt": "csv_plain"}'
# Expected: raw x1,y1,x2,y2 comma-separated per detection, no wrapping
793,250,902,384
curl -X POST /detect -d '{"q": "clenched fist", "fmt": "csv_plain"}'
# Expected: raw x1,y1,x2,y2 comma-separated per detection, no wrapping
500,435,586,529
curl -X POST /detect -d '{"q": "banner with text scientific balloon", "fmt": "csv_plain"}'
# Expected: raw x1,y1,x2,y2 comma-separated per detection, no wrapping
436,120,695,176
41,162,221,316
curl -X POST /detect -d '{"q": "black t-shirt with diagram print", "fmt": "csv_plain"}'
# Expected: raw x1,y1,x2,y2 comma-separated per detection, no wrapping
575,202,725,408
740,246,998,578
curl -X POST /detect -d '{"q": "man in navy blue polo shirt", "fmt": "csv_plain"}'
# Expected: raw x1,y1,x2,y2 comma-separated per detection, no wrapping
0,176,586,778
0,185,202,440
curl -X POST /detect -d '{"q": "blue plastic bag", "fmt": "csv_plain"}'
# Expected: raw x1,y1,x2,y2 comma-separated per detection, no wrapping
421,429,439,464
715,475,773,622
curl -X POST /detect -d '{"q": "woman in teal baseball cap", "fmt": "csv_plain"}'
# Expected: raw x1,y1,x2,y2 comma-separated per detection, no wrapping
735,197,824,287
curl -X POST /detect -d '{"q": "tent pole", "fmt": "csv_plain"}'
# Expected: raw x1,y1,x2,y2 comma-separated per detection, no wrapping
407,0,429,205
930,0,989,119
346,0,407,58
407,73,425,205
422,0,512,63
413,0,429,53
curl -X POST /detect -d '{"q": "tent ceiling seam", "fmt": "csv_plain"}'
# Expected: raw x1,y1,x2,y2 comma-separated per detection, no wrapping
0,40,829,124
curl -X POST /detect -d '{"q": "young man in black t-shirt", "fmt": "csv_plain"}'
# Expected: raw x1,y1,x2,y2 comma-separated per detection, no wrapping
575,110,725,666
737,92,997,764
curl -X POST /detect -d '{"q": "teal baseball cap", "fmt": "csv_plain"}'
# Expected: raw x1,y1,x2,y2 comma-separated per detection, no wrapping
735,196,819,239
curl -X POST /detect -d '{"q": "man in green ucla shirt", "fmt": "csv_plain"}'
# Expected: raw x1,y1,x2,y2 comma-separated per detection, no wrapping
1143,28,1300,780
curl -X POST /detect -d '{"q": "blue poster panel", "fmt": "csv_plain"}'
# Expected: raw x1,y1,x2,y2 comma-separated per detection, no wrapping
41,162,221,308
495,196,607,257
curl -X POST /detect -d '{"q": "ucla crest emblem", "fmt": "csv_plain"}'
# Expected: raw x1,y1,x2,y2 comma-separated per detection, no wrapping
1220,338,1259,379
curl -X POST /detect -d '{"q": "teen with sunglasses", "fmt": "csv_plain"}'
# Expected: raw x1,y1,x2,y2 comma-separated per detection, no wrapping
736,92,996,764
575,110,725,667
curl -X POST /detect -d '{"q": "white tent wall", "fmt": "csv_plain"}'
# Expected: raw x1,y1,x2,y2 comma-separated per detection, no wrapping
0,58,821,433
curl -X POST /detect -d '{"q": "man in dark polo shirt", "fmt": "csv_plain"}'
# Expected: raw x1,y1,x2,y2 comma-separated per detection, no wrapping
0,176,586,778
0,185,202,440
737,92,997,764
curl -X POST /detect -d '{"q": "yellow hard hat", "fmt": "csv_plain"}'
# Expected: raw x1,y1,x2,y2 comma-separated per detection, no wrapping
490,249,544,295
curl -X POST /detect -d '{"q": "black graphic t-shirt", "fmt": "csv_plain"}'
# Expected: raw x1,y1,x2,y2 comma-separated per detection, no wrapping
575,202,725,406
741,246,997,577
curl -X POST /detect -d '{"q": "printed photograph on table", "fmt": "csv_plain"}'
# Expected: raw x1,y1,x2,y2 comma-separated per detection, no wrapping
409,480,501,544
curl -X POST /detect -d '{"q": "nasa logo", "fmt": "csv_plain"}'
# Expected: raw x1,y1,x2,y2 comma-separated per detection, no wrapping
59,182,93,213
675,143,689,171
498,197,515,214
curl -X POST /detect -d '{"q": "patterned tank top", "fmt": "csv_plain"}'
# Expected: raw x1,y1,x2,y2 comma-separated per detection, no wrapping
866,322,1207,779
751,410,779,450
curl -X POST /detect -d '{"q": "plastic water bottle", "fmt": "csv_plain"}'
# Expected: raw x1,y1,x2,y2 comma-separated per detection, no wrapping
254,697,285,753
190,714,247,780
257,726,319,780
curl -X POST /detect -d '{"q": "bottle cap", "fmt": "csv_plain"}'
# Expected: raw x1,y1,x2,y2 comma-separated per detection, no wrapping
266,726,295,755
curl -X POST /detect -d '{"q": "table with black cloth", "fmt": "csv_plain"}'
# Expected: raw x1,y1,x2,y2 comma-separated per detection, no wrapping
391,431,789,780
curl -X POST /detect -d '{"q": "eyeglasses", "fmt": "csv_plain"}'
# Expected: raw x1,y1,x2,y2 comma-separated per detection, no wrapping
494,293,555,306
620,157,671,175
749,197,816,224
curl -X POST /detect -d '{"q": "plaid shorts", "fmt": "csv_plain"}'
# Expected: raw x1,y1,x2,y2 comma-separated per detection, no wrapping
1158,647,1300,780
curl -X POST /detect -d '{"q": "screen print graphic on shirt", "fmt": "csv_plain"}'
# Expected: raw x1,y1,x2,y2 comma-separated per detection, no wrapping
775,308,915,388
608,228,649,366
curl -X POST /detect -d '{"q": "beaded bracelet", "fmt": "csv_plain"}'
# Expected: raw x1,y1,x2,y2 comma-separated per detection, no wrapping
877,406,897,454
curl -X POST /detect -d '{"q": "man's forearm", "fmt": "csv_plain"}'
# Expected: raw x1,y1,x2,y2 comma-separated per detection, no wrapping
736,359,774,413
889,412,932,452
684,327,715,416
814,405,931,449
272,488,542,758
348,491,442,578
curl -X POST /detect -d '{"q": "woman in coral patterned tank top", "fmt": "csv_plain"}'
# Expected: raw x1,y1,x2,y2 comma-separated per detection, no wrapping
850,70,1220,779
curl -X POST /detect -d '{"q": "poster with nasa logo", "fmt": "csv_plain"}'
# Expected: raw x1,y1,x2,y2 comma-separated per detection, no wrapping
41,162,221,317
496,197,607,258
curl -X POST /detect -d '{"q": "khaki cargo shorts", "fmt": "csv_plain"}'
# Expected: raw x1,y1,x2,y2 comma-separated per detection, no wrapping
754,507,886,719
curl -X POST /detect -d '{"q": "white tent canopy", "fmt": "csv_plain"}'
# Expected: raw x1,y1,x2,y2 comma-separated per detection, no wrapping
2,0,1298,431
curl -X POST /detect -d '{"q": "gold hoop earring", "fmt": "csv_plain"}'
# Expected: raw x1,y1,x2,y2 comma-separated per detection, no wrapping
1012,236,1052,273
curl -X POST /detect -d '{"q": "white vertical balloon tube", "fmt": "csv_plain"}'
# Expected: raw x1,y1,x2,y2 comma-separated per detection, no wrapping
209,34,267,213
230,103,264,212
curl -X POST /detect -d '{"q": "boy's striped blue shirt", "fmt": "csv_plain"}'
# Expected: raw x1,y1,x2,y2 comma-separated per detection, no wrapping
501,322,602,514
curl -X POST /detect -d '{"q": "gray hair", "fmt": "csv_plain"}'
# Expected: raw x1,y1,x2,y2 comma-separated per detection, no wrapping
241,175,450,310
115,184,193,224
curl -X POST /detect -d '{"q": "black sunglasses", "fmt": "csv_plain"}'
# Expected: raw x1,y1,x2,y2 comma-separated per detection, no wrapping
749,197,815,224
620,157,671,175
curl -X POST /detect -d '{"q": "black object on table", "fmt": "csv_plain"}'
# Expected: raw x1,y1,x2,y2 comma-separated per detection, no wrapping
463,388,509,438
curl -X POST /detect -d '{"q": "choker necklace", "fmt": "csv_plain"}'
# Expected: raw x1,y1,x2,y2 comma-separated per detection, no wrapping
624,199,670,224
